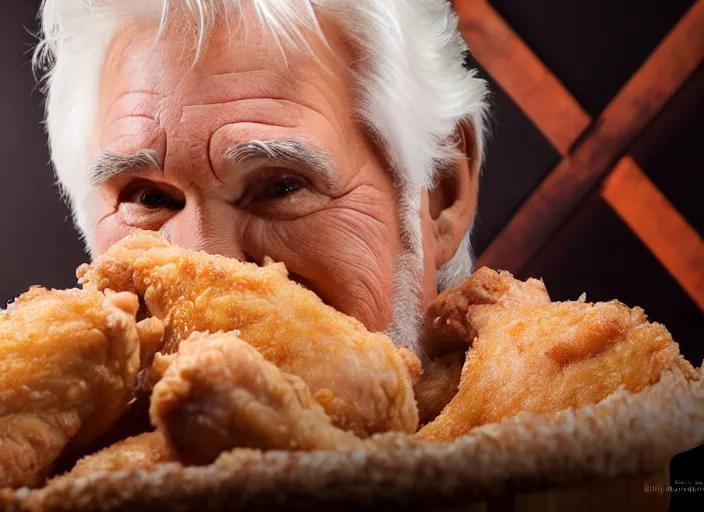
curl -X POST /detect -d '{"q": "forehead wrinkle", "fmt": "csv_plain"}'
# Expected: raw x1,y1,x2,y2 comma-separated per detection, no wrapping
178,99,299,129
182,70,339,127
204,126,225,186
89,149,162,188
103,90,161,125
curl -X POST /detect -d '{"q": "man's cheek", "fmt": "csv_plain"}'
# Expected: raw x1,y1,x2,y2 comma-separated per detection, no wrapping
268,208,393,275
260,210,398,331
92,215,133,257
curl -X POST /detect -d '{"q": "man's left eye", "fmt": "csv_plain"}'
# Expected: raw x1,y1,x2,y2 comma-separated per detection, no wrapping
237,172,327,219
254,177,304,201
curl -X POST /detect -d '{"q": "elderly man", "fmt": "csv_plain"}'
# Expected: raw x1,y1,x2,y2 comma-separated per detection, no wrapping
2,2,701,506
34,0,488,355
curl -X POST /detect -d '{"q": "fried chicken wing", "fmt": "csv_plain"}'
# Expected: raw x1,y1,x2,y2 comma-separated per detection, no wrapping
0,287,163,488
417,268,699,442
151,331,362,465
77,232,419,437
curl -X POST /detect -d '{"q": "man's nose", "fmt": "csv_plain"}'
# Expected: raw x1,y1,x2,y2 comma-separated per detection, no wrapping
161,201,251,261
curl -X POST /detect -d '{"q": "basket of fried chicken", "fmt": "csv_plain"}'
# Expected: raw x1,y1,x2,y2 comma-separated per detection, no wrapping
1,232,702,511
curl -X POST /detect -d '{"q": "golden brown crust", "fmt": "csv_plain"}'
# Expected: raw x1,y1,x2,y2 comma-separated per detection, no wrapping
417,269,699,442
0,288,162,489
78,231,419,437
150,332,362,465
60,432,175,479
2,265,702,508
423,267,550,356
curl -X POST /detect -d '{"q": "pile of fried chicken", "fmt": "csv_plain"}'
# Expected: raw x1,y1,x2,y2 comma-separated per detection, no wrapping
0,232,698,490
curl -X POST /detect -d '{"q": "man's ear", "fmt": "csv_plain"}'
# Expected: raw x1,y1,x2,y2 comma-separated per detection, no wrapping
428,121,481,269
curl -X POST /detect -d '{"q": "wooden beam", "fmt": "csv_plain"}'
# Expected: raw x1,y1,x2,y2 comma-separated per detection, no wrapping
477,0,704,273
455,0,591,155
602,157,704,310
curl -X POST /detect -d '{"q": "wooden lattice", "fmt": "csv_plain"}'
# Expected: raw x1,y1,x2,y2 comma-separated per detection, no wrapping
454,0,704,312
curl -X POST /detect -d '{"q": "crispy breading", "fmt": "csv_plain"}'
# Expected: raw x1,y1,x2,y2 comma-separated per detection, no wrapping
417,268,699,442
78,231,419,437
63,432,174,478
422,267,551,357
0,287,163,488
151,332,361,465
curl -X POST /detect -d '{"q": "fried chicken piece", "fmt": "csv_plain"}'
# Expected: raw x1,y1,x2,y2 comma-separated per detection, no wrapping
64,432,174,478
417,268,699,442
414,268,550,423
150,332,362,465
0,287,164,488
78,232,419,437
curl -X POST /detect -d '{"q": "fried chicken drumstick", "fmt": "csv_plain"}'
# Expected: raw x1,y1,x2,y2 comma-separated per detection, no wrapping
59,331,364,476
0,288,163,488
78,232,420,437
151,331,362,465
417,268,699,441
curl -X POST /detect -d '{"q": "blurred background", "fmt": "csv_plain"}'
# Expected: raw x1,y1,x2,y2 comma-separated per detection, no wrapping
1,0,702,506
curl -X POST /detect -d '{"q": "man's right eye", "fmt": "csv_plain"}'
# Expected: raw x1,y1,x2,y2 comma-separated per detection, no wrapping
120,182,185,210
136,188,181,209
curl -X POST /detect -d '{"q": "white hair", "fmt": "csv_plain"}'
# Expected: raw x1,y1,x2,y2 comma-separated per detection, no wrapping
34,0,488,352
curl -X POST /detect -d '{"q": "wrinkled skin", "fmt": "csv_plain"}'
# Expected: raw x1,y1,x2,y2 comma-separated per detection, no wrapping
89,16,479,348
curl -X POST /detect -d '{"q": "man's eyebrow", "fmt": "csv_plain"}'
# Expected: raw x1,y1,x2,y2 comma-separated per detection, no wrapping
89,149,162,188
224,139,337,188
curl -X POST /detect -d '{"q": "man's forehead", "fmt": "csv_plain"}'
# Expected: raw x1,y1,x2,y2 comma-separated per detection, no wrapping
94,15,361,186
101,17,343,97
98,17,352,146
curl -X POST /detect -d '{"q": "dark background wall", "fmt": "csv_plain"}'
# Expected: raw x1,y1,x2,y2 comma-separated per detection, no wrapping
462,0,703,367
0,0,86,301
0,0,702,506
